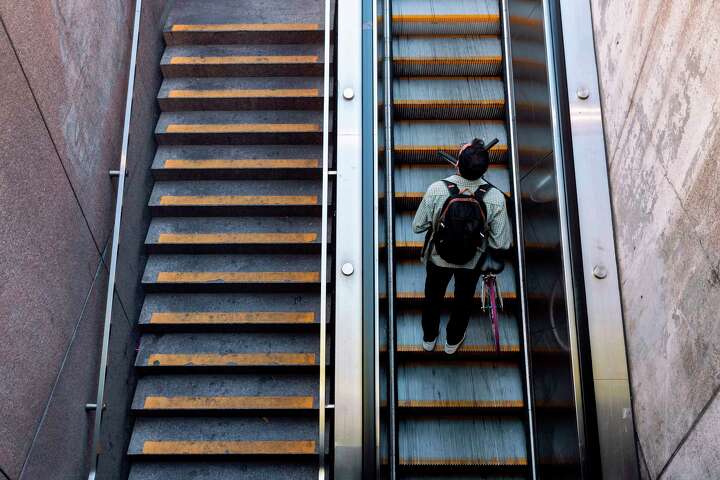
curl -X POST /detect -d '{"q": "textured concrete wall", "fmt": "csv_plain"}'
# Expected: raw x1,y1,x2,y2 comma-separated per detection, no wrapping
0,1,170,478
591,1,720,478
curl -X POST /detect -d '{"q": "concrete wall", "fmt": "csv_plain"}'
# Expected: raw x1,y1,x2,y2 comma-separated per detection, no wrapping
591,1,720,478
0,1,170,478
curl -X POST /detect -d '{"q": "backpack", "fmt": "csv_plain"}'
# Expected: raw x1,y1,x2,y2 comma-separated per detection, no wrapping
424,180,491,265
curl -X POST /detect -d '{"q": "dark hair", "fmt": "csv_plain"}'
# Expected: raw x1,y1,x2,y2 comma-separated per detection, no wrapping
458,138,489,180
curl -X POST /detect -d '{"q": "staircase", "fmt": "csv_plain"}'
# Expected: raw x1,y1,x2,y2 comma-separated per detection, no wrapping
126,1,332,478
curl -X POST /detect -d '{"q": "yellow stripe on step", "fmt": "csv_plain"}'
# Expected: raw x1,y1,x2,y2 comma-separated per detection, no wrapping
142,440,316,455
145,352,317,367
169,55,319,65
158,195,318,206
171,23,321,32
165,123,320,134
157,232,318,244
155,271,320,283
392,14,500,23
168,88,320,99
143,395,314,410
149,311,316,325
163,158,320,169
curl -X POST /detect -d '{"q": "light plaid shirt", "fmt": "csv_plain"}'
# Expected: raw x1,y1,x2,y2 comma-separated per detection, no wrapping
412,174,512,269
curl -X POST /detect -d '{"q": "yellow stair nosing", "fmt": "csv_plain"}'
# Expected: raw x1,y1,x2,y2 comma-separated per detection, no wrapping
170,23,322,33
142,395,315,410
141,440,317,455
145,352,318,367
149,311,316,325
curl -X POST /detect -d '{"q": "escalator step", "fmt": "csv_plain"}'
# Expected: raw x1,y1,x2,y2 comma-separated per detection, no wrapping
398,416,527,467
393,36,502,76
152,145,324,180
161,44,329,77
397,361,524,410
394,77,505,120
392,0,500,36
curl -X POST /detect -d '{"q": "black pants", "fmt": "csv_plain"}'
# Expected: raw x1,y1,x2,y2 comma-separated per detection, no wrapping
422,260,483,345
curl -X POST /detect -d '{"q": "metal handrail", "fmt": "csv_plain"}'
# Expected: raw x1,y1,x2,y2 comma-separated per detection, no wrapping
381,0,399,477
317,0,332,475
87,2,142,479
500,0,538,477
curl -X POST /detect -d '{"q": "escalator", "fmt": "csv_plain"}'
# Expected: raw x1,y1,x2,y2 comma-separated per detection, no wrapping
124,0,333,478
378,0,584,477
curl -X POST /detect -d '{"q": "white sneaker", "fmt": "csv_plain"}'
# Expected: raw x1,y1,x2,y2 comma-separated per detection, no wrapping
444,333,466,355
422,336,438,352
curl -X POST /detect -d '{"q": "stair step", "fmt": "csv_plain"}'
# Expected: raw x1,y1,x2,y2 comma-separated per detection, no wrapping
135,332,325,371
392,0,500,35
394,77,505,120
161,44,328,77
139,293,323,332
142,254,324,293
398,416,527,467
148,180,325,216
132,373,320,413
164,22,325,45
393,36,502,76
152,145,325,180
155,111,327,146
159,77,328,111
128,416,319,457
145,217,325,254
129,462,317,480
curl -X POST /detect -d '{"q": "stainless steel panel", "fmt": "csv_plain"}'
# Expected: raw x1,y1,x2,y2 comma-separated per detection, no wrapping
334,0,364,474
556,0,639,478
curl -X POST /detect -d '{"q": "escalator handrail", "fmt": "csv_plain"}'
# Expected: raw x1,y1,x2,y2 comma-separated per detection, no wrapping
86,1,143,479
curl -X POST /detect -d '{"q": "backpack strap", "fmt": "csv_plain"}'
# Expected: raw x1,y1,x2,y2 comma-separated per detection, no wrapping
442,180,460,195
473,184,491,201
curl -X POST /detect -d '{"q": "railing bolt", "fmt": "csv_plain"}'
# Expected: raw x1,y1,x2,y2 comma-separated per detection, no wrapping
342,87,355,100
592,265,608,279
577,87,590,100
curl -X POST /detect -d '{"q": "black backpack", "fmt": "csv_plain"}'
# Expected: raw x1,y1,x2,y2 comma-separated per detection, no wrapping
425,180,491,265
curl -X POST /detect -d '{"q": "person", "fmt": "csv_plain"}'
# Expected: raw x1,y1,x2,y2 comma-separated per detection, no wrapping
412,138,512,354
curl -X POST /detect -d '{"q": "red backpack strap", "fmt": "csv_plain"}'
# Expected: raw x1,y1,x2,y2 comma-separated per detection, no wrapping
442,180,460,195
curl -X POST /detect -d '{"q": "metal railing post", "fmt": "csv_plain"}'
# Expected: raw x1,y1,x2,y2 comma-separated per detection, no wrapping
87,2,142,479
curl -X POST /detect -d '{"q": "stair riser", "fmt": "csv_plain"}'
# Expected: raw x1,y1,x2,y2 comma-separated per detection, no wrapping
159,97,324,112
164,31,325,46
161,64,324,78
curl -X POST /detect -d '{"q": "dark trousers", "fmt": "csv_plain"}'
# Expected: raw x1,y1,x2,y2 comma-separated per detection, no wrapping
422,260,483,345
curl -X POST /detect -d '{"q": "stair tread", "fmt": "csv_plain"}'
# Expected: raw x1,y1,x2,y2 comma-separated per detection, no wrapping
139,292,322,328
136,332,323,368
156,110,325,134
159,77,325,100
162,44,326,66
132,373,319,411
129,462,317,480
128,416,319,455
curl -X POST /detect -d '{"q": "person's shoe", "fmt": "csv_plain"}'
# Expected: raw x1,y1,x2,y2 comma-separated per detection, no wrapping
422,336,438,352
444,333,466,355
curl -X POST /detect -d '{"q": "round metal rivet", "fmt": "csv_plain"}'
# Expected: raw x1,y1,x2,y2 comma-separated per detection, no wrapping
343,87,355,100
593,265,607,279
341,262,354,276
577,87,590,100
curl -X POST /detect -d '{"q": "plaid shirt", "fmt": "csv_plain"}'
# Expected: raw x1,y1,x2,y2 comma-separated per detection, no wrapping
412,174,512,269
